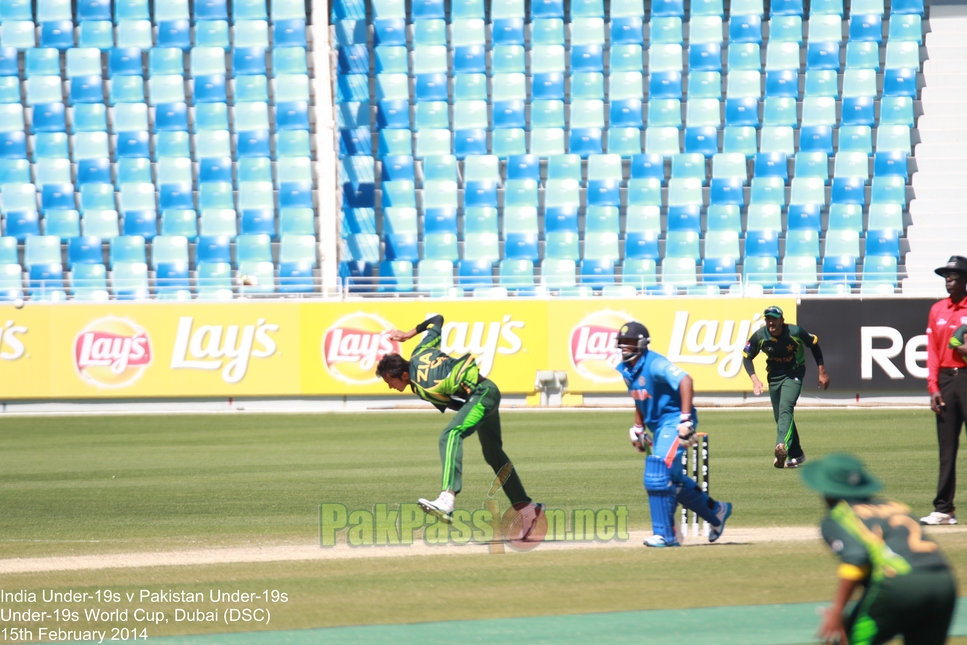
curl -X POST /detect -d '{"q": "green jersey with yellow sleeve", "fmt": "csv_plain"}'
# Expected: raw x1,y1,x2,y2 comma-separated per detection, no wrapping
408,315,481,413
821,498,948,584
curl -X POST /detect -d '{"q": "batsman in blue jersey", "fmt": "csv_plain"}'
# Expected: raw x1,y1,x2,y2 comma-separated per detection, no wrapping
616,321,733,547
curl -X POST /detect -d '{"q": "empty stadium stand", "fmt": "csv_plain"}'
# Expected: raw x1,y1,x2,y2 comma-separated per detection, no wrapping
0,0,316,300
334,0,926,296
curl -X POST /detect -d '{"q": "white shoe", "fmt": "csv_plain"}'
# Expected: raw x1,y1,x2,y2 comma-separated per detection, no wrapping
643,534,680,548
418,491,455,523
920,511,958,526
785,453,806,468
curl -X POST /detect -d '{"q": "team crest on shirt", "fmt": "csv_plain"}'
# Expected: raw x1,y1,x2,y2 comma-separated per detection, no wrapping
637,376,645,386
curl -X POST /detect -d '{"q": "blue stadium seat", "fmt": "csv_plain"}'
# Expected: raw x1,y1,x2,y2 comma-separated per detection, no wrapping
652,0,684,15
822,255,857,286
730,15,762,43
611,100,644,128
413,0,446,18
709,177,744,204
684,126,718,156
191,261,231,299
882,68,918,97
190,234,229,265
40,21,74,50
5,210,39,240
1,20,36,50
0,48,16,77
77,0,111,20
32,102,65,134
799,126,833,154
807,42,840,69
753,151,787,180
648,71,683,99
161,209,198,240
122,209,157,240
765,70,798,97
106,234,145,268
840,96,875,127
746,229,779,258
152,260,189,296
849,14,882,42
688,43,721,73
502,154,537,181
611,16,644,44
0,159,29,183
28,262,66,299
67,235,103,268
786,203,821,232
78,21,113,50
703,257,738,287
771,0,803,14
725,97,758,127
492,18,525,44
464,180,498,208
192,74,227,103
871,176,907,205
41,182,74,212
874,151,908,179
457,259,493,289
831,177,866,204
866,229,900,258
0,132,26,158
0,78,19,104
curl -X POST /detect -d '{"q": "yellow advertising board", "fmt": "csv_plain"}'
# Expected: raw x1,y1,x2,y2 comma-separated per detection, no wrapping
0,298,794,399
1,302,302,398
299,300,548,394
546,298,797,393
0,305,53,398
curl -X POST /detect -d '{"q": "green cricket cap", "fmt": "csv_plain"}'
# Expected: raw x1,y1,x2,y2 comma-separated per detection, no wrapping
763,306,784,319
800,453,883,499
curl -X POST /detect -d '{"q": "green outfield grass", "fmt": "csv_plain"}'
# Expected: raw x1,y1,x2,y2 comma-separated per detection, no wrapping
0,409,946,558
0,409,963,642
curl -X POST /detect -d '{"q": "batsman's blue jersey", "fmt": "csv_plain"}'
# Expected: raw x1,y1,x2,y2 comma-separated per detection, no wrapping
616,350,697,432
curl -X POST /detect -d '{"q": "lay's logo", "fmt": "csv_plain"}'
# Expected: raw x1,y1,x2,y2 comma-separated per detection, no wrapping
74,317,152,388
322,313,401,384
569,310,632,382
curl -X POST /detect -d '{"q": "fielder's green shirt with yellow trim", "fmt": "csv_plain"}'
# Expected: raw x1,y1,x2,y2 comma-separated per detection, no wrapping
821,498,949,583
408,315,481,413
743,324,821,381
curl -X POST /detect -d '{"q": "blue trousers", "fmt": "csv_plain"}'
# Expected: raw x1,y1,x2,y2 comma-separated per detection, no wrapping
644,418,719,541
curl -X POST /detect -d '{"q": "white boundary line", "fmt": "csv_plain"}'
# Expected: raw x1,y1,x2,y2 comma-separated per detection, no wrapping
0,405,932,417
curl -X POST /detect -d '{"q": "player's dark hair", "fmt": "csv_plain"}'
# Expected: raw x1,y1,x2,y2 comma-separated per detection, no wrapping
376,353,409,379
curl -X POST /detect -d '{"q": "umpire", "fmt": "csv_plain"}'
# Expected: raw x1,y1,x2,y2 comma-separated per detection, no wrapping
921,256,967,526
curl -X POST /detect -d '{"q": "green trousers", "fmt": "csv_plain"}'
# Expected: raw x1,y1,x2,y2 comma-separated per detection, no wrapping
439,379,531,506
845,568,957,645
769,374,804,459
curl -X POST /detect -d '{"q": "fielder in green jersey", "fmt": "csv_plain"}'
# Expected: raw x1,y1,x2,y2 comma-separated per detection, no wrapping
802,454,957,645
376,315,540,529
742,305,829,469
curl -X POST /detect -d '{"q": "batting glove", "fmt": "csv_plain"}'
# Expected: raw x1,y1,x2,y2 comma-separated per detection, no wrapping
629,424,652,455
677,413,696,444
